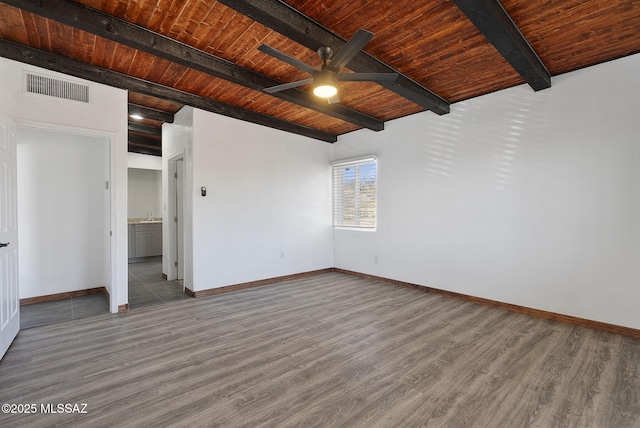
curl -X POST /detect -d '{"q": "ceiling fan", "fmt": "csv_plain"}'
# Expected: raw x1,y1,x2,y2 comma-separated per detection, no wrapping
258,29,398,104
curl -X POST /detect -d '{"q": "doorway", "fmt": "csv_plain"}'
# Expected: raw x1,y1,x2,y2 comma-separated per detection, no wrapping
16,127,111,325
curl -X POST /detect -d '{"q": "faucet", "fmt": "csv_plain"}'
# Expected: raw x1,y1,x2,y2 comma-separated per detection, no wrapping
147,212,153,221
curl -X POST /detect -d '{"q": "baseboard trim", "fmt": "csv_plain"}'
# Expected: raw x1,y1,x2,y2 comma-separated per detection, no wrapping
20,287,106,306
102,288,157,313
335,268,640,340
101,288,129,313
332,268,429,293
191,268,334,298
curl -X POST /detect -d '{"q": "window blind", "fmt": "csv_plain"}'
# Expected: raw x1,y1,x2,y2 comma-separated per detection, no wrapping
332,157,377,229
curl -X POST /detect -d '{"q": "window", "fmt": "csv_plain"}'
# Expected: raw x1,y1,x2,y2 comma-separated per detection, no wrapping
332,156,377,229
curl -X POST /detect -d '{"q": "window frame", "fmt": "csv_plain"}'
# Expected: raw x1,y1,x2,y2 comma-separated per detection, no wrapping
331,155,377,230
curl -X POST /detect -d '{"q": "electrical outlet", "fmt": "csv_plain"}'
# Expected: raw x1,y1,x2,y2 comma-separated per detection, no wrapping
280,251,286,259
374,256,379,264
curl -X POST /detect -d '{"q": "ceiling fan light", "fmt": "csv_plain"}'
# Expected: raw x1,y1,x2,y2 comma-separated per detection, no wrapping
313,71,338,98
313,84,338,98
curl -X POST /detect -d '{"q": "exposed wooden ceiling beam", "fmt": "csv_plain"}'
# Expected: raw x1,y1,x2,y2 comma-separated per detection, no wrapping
0,39,337,143
129,148,161,156
128,104,174,124
452,0,551,91
128,134,161,149
4,0,383,132
128,122,162,137
128,142,162,157
128,134,162,156
217,0,450,115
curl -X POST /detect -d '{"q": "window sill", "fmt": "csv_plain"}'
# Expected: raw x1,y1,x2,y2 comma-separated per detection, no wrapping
333,226,377,232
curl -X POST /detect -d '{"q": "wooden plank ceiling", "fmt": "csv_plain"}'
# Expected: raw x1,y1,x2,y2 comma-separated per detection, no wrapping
0,0,639,156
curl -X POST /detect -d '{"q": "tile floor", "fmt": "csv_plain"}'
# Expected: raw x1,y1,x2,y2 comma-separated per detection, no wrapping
128,259,190,309
20,259,190,329
20,293,110,329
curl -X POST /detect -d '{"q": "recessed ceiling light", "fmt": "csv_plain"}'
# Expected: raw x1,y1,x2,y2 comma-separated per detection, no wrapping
130,114,144,120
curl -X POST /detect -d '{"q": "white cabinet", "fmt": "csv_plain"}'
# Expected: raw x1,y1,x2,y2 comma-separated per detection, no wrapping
129,223,162,258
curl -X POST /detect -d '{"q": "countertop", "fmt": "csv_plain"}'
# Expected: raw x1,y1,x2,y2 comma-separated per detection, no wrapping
128,218,163,225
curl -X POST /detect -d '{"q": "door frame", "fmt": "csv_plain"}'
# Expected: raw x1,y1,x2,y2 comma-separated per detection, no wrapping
15,119,122,313
166,151,185,282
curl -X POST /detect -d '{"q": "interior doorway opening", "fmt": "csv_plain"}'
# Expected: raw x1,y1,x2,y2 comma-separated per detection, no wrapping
15,125,112,326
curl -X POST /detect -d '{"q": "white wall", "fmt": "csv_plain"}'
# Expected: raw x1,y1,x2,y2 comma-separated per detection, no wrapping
18,128,109,298
128,168,162,218
189,109,333,290
128,152,162,170
333,54,640,329
0,57,128,312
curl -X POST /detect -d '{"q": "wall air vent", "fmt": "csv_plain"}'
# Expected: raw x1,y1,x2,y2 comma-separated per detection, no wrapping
25,72,90,103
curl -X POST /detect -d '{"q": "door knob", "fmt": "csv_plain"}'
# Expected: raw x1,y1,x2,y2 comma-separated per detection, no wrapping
0,242,9,247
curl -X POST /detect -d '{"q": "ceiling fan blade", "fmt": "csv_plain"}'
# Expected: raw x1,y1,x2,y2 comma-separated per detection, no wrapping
326,29,374,72
263,78,314,93
258,45,318,75
337,72,398,82
327,93,341,104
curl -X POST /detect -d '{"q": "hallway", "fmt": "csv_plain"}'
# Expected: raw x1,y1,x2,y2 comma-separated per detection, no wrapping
128,259,190,309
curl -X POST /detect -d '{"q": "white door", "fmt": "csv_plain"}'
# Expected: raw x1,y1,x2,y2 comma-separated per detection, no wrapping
0,117,19,360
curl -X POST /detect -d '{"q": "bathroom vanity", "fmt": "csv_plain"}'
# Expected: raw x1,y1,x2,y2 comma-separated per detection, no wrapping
128,219,162,259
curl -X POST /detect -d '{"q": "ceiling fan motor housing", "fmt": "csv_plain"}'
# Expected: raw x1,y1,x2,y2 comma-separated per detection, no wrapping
313,70,338,97
317,46,334,62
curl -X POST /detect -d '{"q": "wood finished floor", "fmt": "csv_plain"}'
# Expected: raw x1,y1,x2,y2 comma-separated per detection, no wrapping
0,272,638,427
